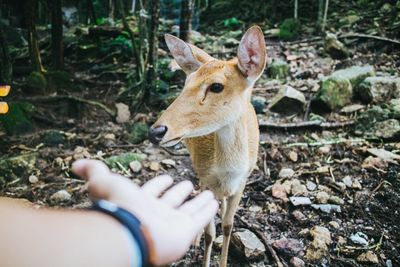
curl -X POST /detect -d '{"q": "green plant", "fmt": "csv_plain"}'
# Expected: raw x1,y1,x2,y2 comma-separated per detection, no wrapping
279,18,301,40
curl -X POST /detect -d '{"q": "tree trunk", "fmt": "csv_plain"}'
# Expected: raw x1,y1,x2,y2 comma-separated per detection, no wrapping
109,0,115,20
322,0,329,32
25,0,44,73
294,0,298,19
50,0,64,69
317,0,324,25
179,0,192,42
0,25,12,84
145,0,160,99
87,0,97,24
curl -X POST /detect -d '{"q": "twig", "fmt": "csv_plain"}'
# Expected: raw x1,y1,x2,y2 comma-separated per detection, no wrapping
236,216,286,267
19,95,116,117
285,137,365,148
259,120,355,131
338,33,400,46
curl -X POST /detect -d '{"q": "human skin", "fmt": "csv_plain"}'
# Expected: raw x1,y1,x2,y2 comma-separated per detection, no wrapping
0,159,218,267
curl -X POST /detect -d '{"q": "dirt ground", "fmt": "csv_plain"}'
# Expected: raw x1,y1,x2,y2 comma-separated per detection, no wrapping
1,37,399,266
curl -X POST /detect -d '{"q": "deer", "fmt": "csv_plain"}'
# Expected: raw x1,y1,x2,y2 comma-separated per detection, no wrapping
148,26,266,267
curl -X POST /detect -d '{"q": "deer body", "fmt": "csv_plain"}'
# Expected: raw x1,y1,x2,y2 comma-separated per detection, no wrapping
149,26,266,267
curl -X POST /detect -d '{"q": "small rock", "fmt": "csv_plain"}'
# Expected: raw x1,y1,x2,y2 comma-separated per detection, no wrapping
115,103,131,123
367,148,400,162
104,133,116,140
324,33,349,60
50,190,71,202
279,168,295,179
251,96,267,114
352,179,362,189
357,251,379,264
149,161,161,171
311,204,341,213
28,175,39,184
356,76,400,103
316,191,330,204
161,159,176,167
350,232,369,246
214,235,223,248
306,181,317,191
329,196,344,205
374,119,400,139
292,210,307,223
340,104,365,114
362,156,388,170
342,175,353,187
249,205,262,213
291,179,308,196
328,221,340,229
288,151,298,162
269,86,307,116
290,257,305,267
306,226,331,261
316,146,330,155
386,259,393,267
272,238,304,257
231,229,266,260
268,58,290,80
290,196,312,206
129,160,142,173
335,182,347,191
272,183,288,201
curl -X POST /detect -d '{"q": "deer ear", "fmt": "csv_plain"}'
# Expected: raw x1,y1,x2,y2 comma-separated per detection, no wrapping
165,34,201,74
237,26,266,81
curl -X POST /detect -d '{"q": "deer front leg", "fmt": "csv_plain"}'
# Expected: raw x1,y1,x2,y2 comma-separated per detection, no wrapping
220,187,245,267
203,218,215,267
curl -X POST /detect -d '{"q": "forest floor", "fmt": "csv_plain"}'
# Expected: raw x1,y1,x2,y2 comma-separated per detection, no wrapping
1,26,400,267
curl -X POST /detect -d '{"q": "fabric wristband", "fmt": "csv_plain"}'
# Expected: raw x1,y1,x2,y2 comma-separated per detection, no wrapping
91,200,154,267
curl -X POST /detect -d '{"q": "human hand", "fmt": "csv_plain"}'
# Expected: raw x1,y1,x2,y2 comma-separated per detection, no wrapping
72,159,218,266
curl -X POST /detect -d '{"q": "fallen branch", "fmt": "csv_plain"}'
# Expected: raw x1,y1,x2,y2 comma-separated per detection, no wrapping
20,95,116,117
284,137,366,148
259,120,355,131
338,33,400,46
236,215,286,267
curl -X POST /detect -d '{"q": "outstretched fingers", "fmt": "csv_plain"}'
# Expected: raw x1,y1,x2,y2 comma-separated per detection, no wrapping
179,190,216,215
160,180,194,207
141,175,173,197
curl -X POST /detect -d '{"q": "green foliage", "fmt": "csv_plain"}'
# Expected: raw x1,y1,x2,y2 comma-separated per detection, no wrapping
128,122,149,144
279,18,301,40
223,17,242,29
105,152,146,169
0,102,35,135
26,71,47,94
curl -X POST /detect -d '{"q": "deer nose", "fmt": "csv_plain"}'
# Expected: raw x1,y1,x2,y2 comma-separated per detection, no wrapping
149,125,168,145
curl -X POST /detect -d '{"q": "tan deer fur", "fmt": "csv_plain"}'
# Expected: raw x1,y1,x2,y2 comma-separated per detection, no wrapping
150,26,266,267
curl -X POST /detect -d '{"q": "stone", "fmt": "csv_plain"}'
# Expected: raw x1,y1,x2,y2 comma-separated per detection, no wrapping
311,204,341,213
115,103,131,123
367,148,400,162
231,229,266,260
129,160,142,173
290,197,312,206
290,179,308,196
251,96,267,114
389,98,400,119
288,151,298,162
331,65,375,88
272,183,288,201
161,159,176,167
50,190,71,202
292,210,307,223
28,175,39,184
342,176,353,187
105,152,145,169
268,86,306,115
268,59,290,79
316,146,330,155
306,226,331,261
306,181,317,191
272,238,304,257
355,106,391,135
374,119,400,139
42,130,65,146
128,122,149,144
324,33,349,60
316,191,330,204
329,221,340,229
350,232,369,246
357,251,379,264
352,179,362,189
340,104,365,114
279,168,295,179
362,156,388,170
150,161,161,171
356,77,400,103
329,196,344,205
290,257,305,267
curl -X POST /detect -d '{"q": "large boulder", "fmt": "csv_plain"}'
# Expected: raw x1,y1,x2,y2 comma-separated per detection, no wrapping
324,33,349,60
331,65,375,88
267,59,290,80
356,76,400,103
268,86,306,115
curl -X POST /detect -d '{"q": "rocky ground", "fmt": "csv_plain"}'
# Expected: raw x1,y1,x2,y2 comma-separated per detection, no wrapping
1,16,400,267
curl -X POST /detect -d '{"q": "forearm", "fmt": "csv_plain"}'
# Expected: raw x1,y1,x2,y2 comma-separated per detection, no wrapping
0,201,133,267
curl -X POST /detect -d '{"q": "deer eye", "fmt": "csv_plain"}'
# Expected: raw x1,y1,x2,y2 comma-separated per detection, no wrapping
209,83,224,93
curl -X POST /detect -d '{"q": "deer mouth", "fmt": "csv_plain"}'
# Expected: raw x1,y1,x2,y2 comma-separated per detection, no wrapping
160,136,184,147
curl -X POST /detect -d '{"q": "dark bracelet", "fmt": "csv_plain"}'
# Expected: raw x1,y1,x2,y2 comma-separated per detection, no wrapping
91,200,153,267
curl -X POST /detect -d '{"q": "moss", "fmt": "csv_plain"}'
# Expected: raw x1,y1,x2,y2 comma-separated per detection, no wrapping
268,59,290,80
105,152,146,169
355,106,391,134
128,122,149,144
279,19,301,40
331,65,375,88
0,102,35,135
26,71,47,94
312,77,352,112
